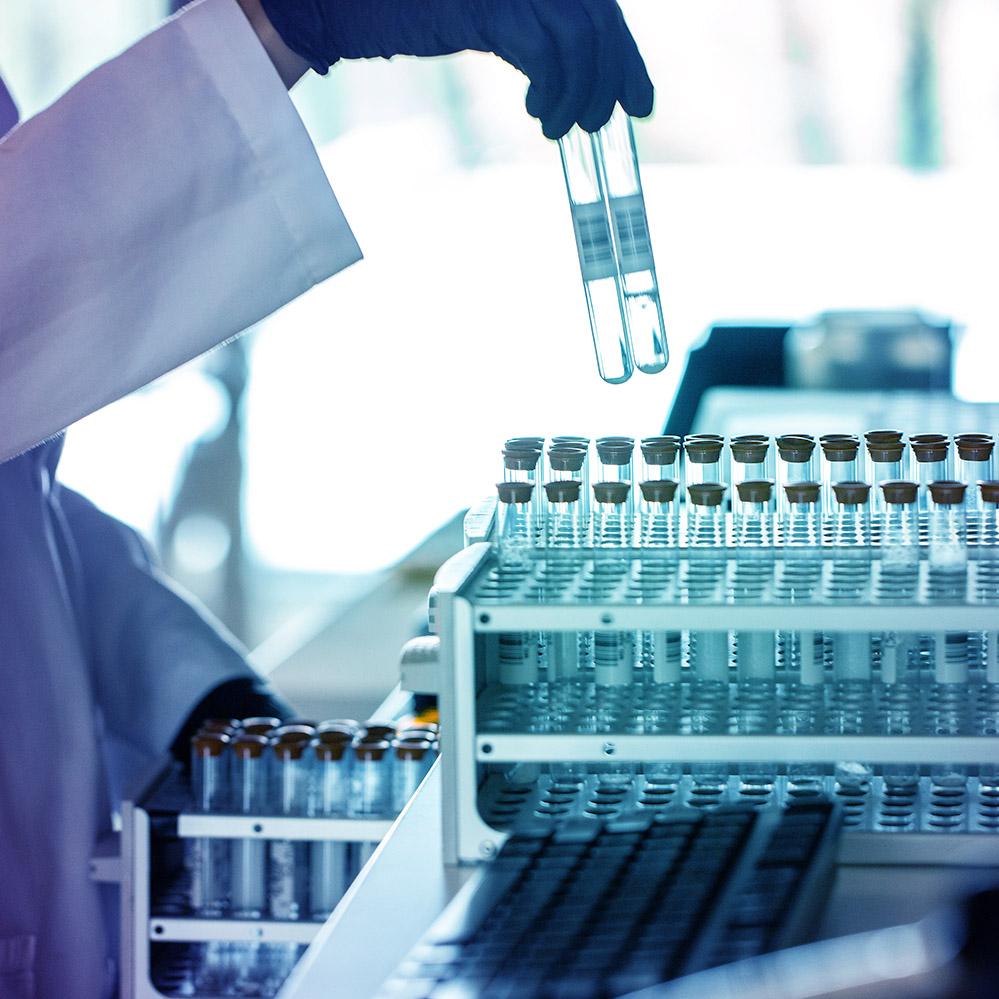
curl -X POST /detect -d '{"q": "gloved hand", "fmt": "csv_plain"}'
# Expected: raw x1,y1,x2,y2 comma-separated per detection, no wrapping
259,0,653,138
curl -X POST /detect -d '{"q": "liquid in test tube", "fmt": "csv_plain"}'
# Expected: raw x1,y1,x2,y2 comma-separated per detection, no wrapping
189,733,230,917
230,734,269,919
309,734,352,921
558,108,667,382
268,738,310,921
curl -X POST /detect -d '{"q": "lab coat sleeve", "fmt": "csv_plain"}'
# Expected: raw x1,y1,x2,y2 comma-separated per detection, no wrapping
0,0,361,464
54,483,268,763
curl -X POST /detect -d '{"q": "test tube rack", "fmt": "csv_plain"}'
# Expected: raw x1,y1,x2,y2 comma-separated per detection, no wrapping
405,486,999,869
120,691,420,999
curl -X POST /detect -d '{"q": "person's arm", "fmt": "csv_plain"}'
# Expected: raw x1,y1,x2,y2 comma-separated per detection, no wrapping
0,0,361,465
53,482,290,765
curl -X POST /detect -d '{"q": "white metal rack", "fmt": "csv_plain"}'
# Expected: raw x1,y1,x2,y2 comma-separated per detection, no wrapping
423,536,999,867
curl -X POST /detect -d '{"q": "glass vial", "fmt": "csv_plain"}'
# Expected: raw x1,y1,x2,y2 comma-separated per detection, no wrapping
593,106,668,374
558,123,632,383
189,733,230,918
268,738,310,921
309,735,352,921
683,436,725,491
640,435,681,484
819,436,860,517
776,436,818,518
866,440,907,515
910,435,950,511
955,435,995,510
230,734,269,919
495,481,535,569
544,479,584,682
591,480,635,686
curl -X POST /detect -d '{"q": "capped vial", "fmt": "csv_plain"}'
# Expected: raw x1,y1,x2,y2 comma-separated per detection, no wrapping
309,737,353,921
241,716,282,736
782,482,822,547
683,437,725,491
268,738,310,921
350,740,393,817
544,479,584,550
955,435,995,510
392,737,435,812
230,734,269,919
819,436,860,515
687,482,727,548
640,436,681,484
638,479,679,548
866,440,907,514
776,436,818,518
910,434,950,511
189,733,230,917
730,437,773,518
495,480,536,569
734,480,774,547
595,439,636,520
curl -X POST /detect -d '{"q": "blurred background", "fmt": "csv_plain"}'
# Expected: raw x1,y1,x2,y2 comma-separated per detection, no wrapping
2,0,998,714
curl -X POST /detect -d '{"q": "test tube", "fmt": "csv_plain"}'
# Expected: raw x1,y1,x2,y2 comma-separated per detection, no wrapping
640,436,681,484
878,481,921,689
927,480,971,789
686,483,729,679
776,436,818,518
819,436,860,517
979,482,999,688
955,435,995,510
685,483,730,787
349,740,393,817
909,434,950,495
309,735,352,921
595,438,636,520
502,446,544,530
733,480,776,680
779,483,823,698
230,734,269,919
317,719,359,738
638,480,682,685
829,482,873,683
199,718,241,736
866,439,907,516
189,733,230,917
591,480,635,686
543,479,584,682
268,738,310,921
683,437,725,492
392,737,435,812
593,106,667,374
558,124,632,383
241,716,281,736
495,481,535,569
548,446,588,527
639,479,679,548
730,437,772,518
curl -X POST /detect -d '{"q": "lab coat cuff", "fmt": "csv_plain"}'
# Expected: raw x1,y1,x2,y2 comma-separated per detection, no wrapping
178,0,362,285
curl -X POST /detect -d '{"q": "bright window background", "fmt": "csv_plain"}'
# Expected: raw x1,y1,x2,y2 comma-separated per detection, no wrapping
4,1,999,645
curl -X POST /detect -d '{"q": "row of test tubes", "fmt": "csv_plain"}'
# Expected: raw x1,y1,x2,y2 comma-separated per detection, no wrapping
559,107,667,383
186,717,437,922
497,431,999,547
487,432,999,799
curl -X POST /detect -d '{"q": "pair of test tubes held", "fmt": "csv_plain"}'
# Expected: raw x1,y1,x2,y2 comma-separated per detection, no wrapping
559,107,667,384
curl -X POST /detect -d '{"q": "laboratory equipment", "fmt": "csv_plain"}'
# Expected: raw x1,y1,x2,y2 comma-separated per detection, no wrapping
559,107,667,384
377,801,840,999
776,436,818,518
399,427,999,873
121,704,438,998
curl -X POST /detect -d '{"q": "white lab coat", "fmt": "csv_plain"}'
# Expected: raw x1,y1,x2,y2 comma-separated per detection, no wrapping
0,1,361,995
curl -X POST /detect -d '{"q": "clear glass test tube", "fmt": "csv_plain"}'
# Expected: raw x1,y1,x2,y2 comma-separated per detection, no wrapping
683,437,725,493
819,436,860,517
495,481,535,568
878,481,921,689
955,435,995,510
593,106,667,374
392,738,435,812
779,483,824,698
309,735,352,921
502,446,543,530
640,436,681,483
595,438,636,520
268,738,310,921
230,734,269,919
910,435,950,512
829,481,873,683
980,482,999,687
776,436,818,518
548,446,588,526
866,441,907,515
189,733,230,917
591,480,634,686
638,480,682,685
558,125,632,383
926,480,971,789
730,437,772,518
543,479,584,681
350,740,393,817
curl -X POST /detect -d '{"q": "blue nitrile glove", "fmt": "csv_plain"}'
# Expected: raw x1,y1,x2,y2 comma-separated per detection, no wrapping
259,0,654,138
